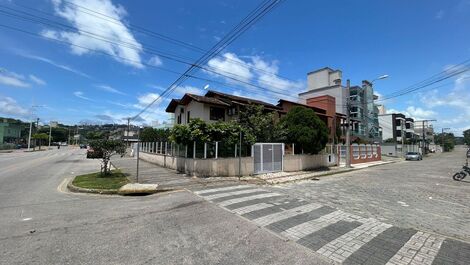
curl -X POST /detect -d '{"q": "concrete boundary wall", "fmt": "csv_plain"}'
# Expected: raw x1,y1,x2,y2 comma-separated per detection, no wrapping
140,152,332,177
283,154,334,171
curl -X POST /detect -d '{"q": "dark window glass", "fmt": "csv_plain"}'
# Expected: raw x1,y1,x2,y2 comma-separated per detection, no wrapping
210,107,225,121
187,111,191,123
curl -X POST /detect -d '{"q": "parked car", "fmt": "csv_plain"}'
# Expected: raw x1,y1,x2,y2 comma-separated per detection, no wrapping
79,144,87,149
405,152,422,161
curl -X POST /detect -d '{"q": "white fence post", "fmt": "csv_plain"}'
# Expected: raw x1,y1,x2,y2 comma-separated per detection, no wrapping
193,141,196,159
215,142,218,159
204,142,207,159
292,143,295,155
235,144,237,158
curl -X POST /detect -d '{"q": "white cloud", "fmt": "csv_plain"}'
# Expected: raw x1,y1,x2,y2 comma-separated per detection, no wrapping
95,84,126,95
29,75,46,86
206,52,303,101
44,0,144,68
0,96,29,117
385,106,436,120
411,73,470,135
73,91,93,101
136,92,161,107
207,52,254,84
173,85,204,96
19,53,92,78
405,106,436,119
148,56,163,66
0,70,30,88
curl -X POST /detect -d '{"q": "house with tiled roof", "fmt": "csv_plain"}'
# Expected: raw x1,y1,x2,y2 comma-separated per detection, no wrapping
165,90,282,125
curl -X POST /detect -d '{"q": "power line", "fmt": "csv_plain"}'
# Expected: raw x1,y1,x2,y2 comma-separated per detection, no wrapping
0,21,298,103
8,1,298,84
131,0,285,120
0,4,297,95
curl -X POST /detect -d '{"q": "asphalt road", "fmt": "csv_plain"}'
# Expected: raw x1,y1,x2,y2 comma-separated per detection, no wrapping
0,147,330,265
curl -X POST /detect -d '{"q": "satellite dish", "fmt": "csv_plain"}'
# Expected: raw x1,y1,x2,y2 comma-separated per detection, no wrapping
203,84,210,90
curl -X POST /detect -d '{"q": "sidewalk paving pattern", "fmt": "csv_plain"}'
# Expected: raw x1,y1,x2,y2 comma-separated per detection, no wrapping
193,184,470,265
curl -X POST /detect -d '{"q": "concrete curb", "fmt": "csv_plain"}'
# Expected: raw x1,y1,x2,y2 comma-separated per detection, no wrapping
66,179,119,195
265,160,400,185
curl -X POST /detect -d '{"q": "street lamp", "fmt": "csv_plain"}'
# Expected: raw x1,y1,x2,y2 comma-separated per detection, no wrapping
371,74,389,84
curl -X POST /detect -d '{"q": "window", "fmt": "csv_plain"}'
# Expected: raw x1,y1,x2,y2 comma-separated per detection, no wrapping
227,107,238,116
177,114,181,124
180,107,184,114
187,111,191,123
210,107,225,121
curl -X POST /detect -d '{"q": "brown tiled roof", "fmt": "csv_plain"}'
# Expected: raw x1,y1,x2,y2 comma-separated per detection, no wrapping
205,90,282,110
165,93,229,113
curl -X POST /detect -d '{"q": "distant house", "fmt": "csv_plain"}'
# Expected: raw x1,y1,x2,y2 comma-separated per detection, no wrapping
165,90,282,125
0,121,22,144
379,113,418,143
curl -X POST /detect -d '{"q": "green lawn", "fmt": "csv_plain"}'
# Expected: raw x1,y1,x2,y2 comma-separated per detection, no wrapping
72,170,129,190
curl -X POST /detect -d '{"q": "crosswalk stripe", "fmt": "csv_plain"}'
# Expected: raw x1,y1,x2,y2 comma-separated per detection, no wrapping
316,219,392,263
203,188,266,200
232,203,274,215
252,203,323,227
281,210,355,241
385,231,444,265
194,185,252,195
218,193,282,207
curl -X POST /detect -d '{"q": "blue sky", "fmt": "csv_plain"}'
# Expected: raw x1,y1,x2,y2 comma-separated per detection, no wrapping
0,0,469,135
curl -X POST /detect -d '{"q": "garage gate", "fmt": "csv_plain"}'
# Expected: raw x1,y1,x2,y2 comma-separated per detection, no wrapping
253,143,284,174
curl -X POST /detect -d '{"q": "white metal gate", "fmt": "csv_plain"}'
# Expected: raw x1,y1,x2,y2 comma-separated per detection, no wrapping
253,143,284,174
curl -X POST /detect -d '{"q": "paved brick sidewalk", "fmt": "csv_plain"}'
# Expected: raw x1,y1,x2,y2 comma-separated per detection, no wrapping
191,184,470,265
111,155,259,190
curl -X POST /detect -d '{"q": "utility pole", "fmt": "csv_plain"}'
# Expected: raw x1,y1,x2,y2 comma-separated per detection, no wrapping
35,118,39,150
401,120,405,157
27,119,33,151
48,123,52,148
126,117,131,147
416,119,436,155
345,79,351,168
238,128,242,179
136,127,141,183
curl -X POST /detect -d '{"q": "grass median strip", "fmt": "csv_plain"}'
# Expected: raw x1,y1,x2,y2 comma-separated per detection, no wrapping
72,170,129,190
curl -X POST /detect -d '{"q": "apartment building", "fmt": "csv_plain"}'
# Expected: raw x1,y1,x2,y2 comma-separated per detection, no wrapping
298,67,381,142
379,113,417,143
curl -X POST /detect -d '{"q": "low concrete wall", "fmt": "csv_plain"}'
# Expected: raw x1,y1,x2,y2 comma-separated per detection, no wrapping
283,154,333,171
139,152,253,177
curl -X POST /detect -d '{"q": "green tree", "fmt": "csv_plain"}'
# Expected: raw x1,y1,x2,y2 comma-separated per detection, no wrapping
38,127,68,142
88,139,126,175
86,131,105,140
32,133,49,150
279,106,329,154
238,104,276,142
435,133,456,152
464,129,470,146
140,127,158,142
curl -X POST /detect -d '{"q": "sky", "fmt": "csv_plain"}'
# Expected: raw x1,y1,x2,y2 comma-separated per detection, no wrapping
0,0,469,135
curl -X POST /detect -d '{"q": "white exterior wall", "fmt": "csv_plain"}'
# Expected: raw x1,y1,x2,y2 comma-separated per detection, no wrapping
307,69,342,90
379,115,393,141
299,85,347,114
172,101,231,125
